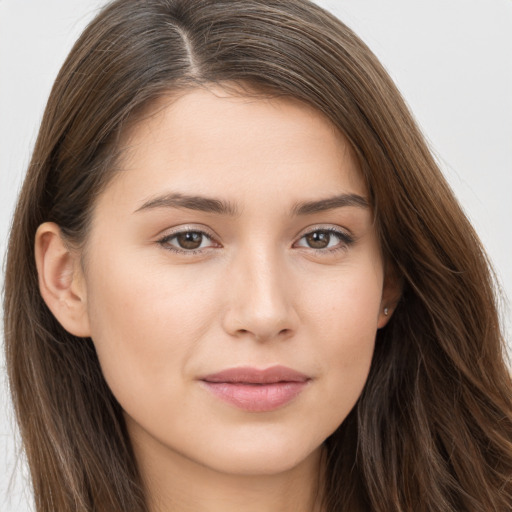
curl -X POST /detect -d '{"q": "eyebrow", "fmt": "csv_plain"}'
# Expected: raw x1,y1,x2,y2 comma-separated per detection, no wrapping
292,194,369,215
134,193,240,216
134,192,369,216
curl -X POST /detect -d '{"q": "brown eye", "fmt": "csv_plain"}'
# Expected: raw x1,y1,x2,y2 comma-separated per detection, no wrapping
175,231,204,250
304,231,331,249
158,228,219,255
294,228,354,253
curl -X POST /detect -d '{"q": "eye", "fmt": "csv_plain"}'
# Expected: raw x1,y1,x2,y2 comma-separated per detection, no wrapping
158,229,218,254
294,228,354,252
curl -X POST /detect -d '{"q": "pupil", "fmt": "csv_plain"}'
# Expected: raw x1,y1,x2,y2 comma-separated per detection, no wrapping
306,231,330,249
177,232,202,250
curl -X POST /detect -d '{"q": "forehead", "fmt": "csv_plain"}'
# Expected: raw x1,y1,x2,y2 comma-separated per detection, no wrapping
100,85,367,214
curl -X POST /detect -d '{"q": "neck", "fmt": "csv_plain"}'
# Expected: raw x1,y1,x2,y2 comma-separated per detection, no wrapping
132,432,326,512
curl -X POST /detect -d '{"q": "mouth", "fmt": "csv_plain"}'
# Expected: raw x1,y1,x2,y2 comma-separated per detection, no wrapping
200,365,311,412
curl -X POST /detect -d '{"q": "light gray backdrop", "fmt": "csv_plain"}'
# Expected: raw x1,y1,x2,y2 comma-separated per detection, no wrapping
1,1,511,510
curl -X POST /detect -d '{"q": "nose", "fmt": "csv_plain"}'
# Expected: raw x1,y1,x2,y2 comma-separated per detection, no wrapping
221,246,298,342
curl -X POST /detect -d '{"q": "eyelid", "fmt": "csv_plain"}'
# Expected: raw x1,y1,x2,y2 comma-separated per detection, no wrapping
294,224,353,241
157,224,218,240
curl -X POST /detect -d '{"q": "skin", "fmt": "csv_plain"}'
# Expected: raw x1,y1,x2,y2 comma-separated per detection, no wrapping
36,85,398,512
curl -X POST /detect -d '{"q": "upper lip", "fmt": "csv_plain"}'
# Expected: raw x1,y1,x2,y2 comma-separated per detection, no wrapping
201,365,310,384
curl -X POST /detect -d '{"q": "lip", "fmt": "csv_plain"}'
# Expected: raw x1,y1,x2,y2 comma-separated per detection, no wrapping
200,365,310,412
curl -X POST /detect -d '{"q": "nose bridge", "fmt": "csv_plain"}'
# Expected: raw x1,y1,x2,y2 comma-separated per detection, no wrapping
223,240,296,341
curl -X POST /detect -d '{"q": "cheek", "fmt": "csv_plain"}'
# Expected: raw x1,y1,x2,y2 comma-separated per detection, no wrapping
84,249,222,405
305,259,383,342
304,264,382,414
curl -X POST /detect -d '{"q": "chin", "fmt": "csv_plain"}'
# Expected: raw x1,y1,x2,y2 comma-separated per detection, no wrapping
191,428,325,476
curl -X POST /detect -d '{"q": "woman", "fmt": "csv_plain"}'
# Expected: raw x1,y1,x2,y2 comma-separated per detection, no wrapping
3,0,512,511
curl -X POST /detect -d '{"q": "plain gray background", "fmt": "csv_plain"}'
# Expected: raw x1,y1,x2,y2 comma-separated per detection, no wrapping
1,1,511,510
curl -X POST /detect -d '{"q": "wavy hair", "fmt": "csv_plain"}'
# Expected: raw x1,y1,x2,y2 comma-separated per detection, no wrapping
4,0,512,510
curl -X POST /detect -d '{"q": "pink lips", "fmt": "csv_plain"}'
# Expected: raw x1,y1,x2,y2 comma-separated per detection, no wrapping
200,365,310,412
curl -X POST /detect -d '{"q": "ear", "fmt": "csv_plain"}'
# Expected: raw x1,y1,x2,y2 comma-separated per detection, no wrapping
34,222,91,337
377,261,403,329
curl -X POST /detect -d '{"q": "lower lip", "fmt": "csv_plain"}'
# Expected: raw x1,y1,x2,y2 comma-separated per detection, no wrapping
202,381,308,412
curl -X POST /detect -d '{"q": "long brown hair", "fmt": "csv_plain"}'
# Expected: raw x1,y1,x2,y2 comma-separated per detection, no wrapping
4,0,512,510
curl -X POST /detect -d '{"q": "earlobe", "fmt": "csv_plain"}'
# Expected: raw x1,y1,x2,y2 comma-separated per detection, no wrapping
377,305,393,329
34,222,91,337
377,262,403,329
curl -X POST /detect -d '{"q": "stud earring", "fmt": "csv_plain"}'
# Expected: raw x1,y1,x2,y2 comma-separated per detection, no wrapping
384,307,389,316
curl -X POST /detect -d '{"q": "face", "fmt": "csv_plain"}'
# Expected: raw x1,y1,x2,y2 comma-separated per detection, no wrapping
79,85,390,476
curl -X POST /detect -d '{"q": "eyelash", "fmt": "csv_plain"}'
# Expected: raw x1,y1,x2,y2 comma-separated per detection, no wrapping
157,226,355,256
